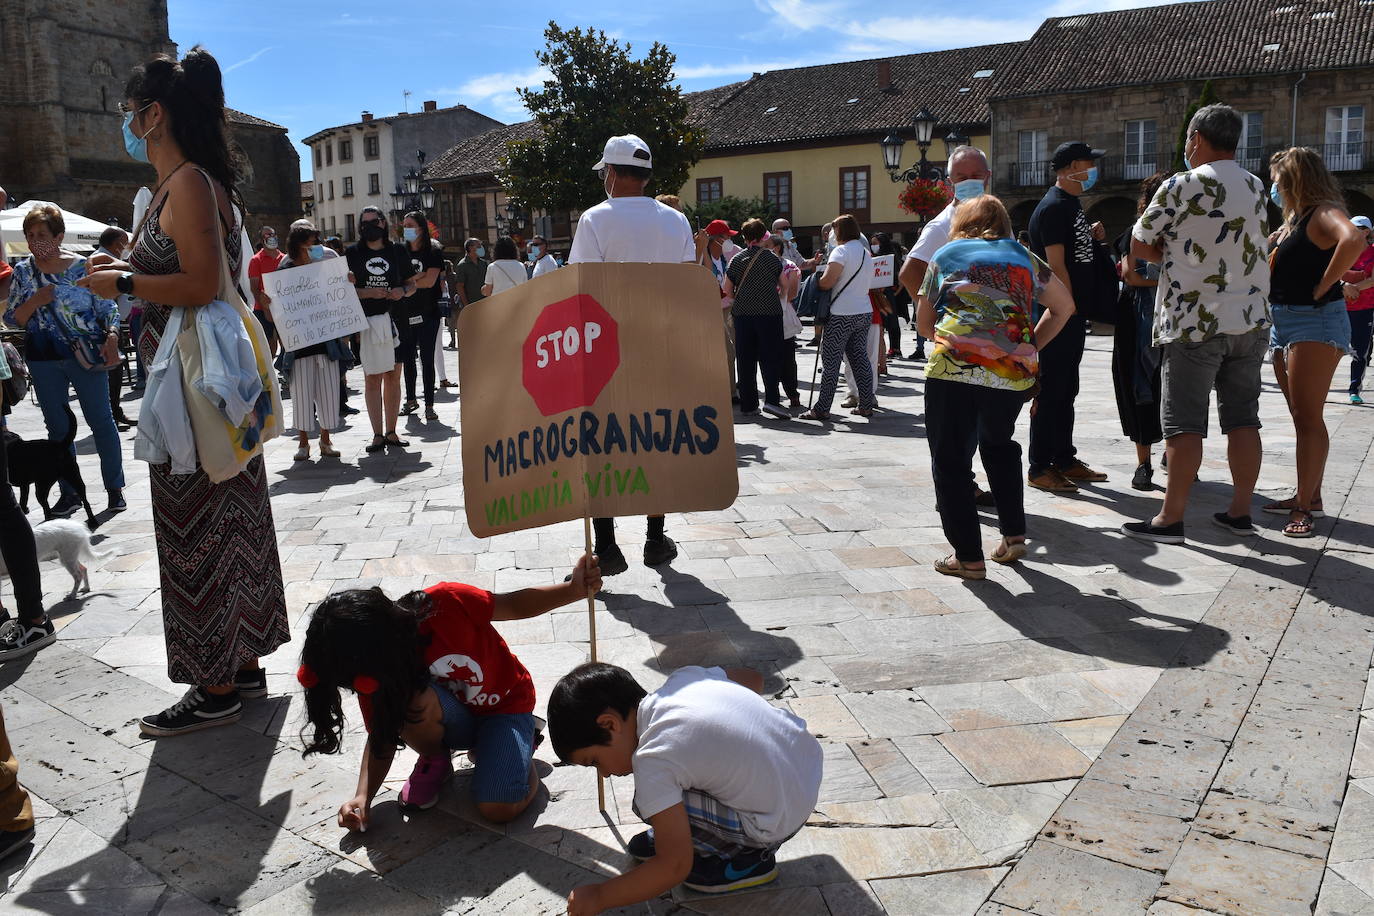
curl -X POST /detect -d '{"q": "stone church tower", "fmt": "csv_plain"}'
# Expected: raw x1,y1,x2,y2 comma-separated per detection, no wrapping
0,0,175,224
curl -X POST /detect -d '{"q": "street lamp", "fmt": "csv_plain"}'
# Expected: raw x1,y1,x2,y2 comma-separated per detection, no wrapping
881,105,946,183
943,130,970,159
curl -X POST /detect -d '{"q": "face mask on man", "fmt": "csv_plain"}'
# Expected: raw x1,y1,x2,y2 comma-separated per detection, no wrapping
265,236,279,250
476,246,487,258
781,229,794,241
530,245,542,258
1071,167,1099,192
122,104,155,163
952,178,985,202
360,222,386,242
403,227,419,242
309,244,326,261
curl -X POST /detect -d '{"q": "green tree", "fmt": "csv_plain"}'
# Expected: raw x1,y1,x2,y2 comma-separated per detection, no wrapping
1173,80,1220,171
501,24,706,213
684,196,778,230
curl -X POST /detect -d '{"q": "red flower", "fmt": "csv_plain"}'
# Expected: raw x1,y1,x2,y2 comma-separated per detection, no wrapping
898,179,952,218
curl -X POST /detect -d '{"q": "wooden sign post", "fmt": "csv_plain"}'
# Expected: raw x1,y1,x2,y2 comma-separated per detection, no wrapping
458,262,740,811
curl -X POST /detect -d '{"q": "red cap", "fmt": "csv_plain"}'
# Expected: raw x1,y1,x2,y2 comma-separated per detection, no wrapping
705,219,738,237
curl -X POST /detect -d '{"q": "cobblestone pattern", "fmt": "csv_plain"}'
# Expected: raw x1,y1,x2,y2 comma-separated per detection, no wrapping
0,337,1367,914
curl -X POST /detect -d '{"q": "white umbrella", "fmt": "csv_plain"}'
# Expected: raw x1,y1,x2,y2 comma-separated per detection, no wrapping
0,201,115,257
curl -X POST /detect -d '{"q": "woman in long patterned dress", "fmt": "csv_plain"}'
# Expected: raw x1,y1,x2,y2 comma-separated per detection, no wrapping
79,47,289,737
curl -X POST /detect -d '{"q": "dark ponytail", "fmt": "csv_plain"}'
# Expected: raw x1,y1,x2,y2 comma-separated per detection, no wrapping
124,46,243,211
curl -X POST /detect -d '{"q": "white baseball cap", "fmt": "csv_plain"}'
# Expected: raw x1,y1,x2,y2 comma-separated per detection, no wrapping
592,134,653,171
1353,215,1373,230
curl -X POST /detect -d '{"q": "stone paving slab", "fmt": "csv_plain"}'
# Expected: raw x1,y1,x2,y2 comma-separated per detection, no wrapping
0,337,1369,913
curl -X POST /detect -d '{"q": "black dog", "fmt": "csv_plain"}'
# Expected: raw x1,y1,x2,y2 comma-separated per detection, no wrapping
3,404,98,529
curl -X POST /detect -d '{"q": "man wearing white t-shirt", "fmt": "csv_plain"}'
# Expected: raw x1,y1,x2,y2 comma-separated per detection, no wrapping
898,146,993,360
568,134,697,576
529,234,559,278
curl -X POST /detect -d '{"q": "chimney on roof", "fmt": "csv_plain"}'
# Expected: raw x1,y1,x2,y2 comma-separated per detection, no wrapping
423,100,437,112
876,60,892,91
361,111,373,122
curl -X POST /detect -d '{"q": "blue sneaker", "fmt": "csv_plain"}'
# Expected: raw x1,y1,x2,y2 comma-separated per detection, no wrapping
684,848,778,894
1353,393,1365,405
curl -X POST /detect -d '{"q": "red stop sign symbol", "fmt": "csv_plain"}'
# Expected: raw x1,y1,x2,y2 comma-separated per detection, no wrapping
522,295,620,417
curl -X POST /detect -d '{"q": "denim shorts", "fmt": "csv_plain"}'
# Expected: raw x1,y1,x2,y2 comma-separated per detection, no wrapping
431,684,536,804
1270,301,1354,357
1159,328,1267,438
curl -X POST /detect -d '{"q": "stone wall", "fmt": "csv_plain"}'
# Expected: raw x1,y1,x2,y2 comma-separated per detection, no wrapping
990,68,1374,239
232,124,303,239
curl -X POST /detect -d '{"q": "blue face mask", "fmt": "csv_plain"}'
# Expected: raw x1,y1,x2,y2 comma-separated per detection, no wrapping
1073,167,1099,192
782,229,794,241
530,245,542,258
1270,185,1283,209
952,178,985,202
403,227,419,242
476,246,486,258
309,244,326,260
122,105,154,163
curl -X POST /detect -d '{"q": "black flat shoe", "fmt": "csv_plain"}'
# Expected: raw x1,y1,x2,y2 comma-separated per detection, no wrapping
365,436,386,453
384,433,410,448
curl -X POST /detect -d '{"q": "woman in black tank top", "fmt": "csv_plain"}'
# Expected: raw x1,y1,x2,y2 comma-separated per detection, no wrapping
1262,147,1367,537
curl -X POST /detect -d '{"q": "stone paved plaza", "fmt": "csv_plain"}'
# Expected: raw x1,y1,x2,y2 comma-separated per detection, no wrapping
1,334,1373,915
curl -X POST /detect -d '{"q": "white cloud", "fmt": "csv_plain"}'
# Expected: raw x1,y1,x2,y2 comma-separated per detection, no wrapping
752,0,1207,54
674,58,828,80
224,46,274,74
428,67,550,120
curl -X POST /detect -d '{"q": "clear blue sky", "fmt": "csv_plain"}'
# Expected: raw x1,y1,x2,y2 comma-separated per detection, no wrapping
169,0,1183,180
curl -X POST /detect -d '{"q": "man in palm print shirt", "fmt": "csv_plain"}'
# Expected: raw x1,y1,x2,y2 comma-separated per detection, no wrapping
1122,104,1271,545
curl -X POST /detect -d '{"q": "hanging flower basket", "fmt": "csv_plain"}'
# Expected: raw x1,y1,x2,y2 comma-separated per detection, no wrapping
898,179,952,219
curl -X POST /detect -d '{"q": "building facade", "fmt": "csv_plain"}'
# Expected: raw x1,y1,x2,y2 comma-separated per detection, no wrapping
990,0,1374,241
0,0,174,224
0,4,300,234
679,46,1022,251
302,102,503,245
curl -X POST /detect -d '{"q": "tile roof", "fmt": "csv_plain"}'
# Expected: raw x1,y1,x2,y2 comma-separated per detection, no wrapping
993,0,1374,98
426,120,541,182
226,108,286,131
691,44,1025,151
426,83,751,183
300,105,500,145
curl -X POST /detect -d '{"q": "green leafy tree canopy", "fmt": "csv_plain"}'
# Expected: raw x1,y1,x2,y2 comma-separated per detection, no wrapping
501,23,706,213
1174,80,1220,171
684,196,778,231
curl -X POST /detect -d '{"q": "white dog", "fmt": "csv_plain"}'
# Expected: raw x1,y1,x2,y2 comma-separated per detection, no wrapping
0,519,110,598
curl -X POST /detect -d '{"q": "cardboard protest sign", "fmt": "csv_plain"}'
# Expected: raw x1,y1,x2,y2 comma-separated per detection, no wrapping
263,257,368,352
458,263,739,538
869,254,894,289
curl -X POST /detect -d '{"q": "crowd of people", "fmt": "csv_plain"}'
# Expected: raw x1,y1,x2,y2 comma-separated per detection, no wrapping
0,40,1373,911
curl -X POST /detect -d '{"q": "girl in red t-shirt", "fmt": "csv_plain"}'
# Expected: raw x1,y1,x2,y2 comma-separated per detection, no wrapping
298,556,600,829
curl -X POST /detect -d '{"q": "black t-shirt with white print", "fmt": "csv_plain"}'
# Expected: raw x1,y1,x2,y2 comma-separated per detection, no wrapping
401,243,445,321
1028,185,1096,307
345,241,416,317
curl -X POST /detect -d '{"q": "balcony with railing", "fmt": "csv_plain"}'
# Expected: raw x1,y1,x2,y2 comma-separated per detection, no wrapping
1005,138,1371,190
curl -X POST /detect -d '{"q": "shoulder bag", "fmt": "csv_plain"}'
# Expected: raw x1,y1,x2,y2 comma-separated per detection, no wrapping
171,169,284,481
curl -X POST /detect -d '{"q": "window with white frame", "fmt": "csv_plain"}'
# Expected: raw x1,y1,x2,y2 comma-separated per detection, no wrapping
1018,129,1048,185
1124,119,1157,180
1326,105,1365,171
1238,111,1265,171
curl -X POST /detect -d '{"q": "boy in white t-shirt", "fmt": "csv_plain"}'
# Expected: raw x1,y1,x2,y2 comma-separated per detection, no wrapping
550,663,823,911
